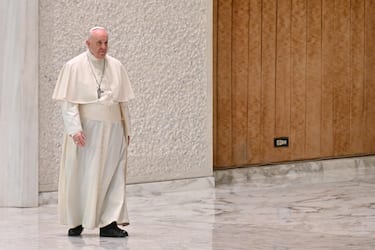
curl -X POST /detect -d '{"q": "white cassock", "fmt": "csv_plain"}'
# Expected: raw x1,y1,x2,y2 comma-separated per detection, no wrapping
52,50,134,229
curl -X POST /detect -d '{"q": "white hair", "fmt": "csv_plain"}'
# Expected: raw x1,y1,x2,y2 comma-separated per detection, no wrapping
88,26,107,39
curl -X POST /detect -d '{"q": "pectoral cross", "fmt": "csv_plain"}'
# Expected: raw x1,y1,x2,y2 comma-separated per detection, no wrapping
97,87,104,99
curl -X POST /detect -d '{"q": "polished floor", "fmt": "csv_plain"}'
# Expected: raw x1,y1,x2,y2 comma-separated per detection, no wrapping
1,159,375,249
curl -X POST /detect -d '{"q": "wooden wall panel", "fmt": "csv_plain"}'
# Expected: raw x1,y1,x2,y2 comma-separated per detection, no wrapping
247,0,262,164
213,0,375,168
275,0,292,161
333,0,351,155
261,0,277,163
232,0,250,165
321,0,335,157
216,0,233,166
365,0,375,152
291,0,307,160
350,0,365,154
305,0,322,158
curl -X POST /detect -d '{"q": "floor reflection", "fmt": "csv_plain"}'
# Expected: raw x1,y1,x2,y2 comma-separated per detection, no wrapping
1,164,375,249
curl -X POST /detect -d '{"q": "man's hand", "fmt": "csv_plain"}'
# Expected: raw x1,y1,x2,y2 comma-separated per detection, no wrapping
72,131,86,147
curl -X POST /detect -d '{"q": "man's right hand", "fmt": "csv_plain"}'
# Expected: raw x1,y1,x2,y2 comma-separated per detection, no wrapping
72,131,86,147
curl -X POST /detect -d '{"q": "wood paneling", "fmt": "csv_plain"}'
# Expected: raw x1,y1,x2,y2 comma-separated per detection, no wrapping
261,0,277,163
350,0,365,154
291,0,307,160
232,0,250,164
214,0,375,168
321,0,335,157
306,0,322,158
247,0,262,164
216,0,233,166
365,0,375,152
333,0,351,155
275,0,292,161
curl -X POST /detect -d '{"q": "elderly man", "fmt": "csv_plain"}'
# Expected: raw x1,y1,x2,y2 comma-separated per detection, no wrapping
52,27,134,237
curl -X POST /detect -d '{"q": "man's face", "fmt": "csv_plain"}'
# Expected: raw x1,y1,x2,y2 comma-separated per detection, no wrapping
86,29,108,59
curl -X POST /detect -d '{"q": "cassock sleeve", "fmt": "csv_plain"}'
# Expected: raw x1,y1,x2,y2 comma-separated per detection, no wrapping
120,102,131,138
61,102,83,136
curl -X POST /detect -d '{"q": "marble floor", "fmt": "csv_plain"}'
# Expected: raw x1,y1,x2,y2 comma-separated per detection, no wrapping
1,158,375,249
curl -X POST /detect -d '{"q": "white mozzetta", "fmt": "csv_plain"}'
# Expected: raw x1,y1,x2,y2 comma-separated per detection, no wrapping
0,0,39,206
39,1,213,191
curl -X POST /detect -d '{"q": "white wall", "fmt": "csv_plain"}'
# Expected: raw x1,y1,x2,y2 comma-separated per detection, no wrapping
39,0,213,191
0,0,39,206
